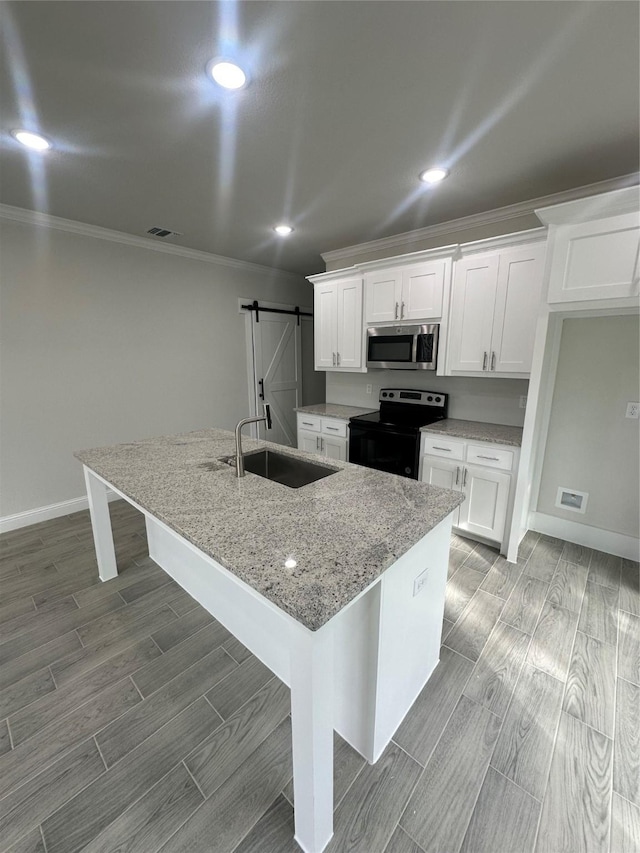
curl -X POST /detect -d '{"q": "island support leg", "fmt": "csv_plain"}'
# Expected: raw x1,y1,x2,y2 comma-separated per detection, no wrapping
290,623,334,853
83,466,118,581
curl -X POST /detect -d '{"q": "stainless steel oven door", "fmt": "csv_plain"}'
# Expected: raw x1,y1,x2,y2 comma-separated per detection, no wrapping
366,324,438,370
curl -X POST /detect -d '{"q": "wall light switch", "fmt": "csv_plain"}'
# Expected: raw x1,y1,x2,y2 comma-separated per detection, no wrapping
626,402,639,419
519,396,527,409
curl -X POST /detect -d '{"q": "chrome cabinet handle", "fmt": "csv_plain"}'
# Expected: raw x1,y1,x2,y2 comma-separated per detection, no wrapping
395,302,399,319
478,455,500,461
337,352,341,365
491,351,496,371
455,466,460,485
332,352,336,366
320,438,324,451
401,301,405,319
463,468,468,486
316,436,320,450
433,446,451,452
482,351,488,371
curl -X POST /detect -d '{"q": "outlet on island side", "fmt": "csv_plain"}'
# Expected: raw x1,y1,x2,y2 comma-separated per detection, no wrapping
413,567,430,597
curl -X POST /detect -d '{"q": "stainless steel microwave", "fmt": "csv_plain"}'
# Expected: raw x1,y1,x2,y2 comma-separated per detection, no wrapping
366,324,439,370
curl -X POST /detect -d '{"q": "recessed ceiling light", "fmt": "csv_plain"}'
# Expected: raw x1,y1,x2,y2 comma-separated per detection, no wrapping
419,167,449,184
284,558,297,569
274,224,294,236
11,130,51,151
208,60,247,90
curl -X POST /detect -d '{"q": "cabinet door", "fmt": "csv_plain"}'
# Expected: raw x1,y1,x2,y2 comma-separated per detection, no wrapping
336,277,363,369
322,434,348,462
491,243,545,374
448,254,499,373
421,456,461,526
401,259,447,321
458,465,510,542
547,212,640,303
364,269,402,323
298,428,321,455
314,283,338,369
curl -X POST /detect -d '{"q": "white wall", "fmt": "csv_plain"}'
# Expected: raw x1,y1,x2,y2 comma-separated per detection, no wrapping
0,217,316,519
326,372,528,426
536,314,640,539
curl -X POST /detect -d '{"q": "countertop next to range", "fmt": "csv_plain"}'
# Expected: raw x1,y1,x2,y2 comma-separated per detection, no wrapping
75,429,463,631
295,403,376,420
421,419,524,447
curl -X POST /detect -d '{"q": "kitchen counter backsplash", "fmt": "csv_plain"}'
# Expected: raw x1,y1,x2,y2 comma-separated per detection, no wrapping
421,419,523,447
295,403,376,420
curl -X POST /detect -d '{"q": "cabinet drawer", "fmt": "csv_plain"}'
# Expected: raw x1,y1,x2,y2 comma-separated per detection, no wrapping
467,444,514,471
297,415,321,433
422,437,464,460
321,419,348,438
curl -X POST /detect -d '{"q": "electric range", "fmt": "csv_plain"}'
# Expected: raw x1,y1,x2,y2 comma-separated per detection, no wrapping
349,388,448,479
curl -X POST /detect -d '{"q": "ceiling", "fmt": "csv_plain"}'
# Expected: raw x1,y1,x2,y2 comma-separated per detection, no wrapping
1,1,638,275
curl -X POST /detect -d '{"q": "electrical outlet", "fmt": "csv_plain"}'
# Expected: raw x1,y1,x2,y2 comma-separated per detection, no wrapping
365,384,373,395
413,567,430,597
626,402,640,419
519,396,527,409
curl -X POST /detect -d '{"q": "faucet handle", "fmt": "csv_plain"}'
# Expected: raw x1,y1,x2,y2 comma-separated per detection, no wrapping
263,403,272,430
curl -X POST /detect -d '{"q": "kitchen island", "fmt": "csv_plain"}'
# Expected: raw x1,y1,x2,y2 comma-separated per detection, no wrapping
76,428,463,853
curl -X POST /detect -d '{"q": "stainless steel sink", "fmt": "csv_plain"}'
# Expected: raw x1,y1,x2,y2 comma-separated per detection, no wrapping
241,449,338,488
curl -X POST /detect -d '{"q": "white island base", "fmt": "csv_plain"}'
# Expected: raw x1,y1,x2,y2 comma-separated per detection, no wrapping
84,465,453,853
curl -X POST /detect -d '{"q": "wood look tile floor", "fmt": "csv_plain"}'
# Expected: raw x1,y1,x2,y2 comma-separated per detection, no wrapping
1,504,638,853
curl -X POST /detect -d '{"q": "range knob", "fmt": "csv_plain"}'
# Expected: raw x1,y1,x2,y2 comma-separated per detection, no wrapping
388,392,395,398
435,396,441,403
381,392,388,397
427,395,433,402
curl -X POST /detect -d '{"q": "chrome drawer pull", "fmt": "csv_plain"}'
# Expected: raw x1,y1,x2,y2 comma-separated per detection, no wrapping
326,426,339,431
302,422,314,427
432,446,451,452
477,455,500,461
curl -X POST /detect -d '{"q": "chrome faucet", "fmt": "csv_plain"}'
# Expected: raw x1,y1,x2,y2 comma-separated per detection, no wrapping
235,403,272,477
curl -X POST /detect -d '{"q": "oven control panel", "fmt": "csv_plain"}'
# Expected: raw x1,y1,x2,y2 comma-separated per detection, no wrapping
379,388,447,407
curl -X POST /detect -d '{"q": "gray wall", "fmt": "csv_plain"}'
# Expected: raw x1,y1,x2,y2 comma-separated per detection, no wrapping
326,372,528,426
0,218,316,517
536,315,640,537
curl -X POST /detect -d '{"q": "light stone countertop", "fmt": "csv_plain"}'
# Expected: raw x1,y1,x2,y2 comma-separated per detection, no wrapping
76,429,463,631
421,419,523,447
295,403,377,420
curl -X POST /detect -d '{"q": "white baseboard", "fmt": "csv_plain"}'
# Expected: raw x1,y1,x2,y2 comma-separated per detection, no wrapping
0,491,119,534
529,511,640,561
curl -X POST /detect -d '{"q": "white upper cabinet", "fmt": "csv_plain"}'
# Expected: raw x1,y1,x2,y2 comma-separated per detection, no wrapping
536,188,640,307
447,234,546,377
364,258,449,324
311,274,365,372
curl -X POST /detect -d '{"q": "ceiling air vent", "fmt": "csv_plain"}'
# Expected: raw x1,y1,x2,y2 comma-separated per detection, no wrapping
146,227,183,239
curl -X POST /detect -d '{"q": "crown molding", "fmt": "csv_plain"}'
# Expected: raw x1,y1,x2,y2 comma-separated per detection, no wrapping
535,185,640,225
0,203,304,283
321,173,640,265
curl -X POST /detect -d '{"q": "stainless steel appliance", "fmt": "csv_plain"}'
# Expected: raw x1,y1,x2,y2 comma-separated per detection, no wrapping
366,324,439,370
349,388,448,479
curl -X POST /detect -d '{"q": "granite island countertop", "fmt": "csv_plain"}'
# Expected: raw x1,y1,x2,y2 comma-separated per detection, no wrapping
295,403,377,420
76,429,463,631
421,419,523,447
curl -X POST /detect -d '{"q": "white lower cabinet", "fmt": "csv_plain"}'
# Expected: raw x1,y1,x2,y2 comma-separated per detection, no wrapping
297,414,349,462
420,434,518,549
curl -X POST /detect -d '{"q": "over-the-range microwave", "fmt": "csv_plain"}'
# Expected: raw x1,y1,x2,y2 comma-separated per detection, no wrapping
366,324,439,370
